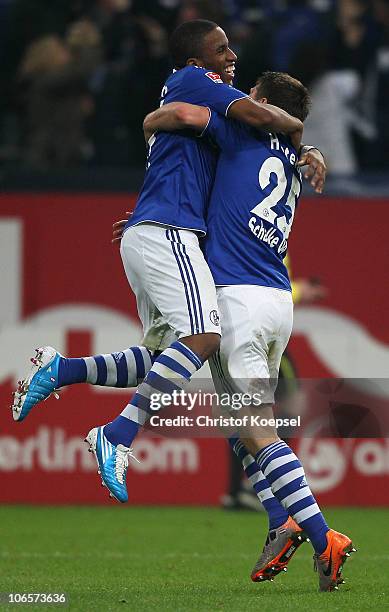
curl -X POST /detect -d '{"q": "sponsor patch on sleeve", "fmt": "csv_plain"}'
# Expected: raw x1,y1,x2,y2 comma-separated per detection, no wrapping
205,71,223,84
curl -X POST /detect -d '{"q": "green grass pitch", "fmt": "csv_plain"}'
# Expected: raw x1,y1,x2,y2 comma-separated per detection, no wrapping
0,506,388,611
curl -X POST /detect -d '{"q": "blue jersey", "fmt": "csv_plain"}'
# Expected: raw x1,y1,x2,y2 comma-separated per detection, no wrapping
204,112,302,291
126,66,247,235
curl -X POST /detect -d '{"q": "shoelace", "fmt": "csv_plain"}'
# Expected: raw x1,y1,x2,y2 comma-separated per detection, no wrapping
30,349,60,398
12,351,60,413
115,448,140,484
30,348,45,369
14,352,45,399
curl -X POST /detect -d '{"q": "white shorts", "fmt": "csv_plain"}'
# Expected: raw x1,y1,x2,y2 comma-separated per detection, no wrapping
209,285,293,405
121,223,221,350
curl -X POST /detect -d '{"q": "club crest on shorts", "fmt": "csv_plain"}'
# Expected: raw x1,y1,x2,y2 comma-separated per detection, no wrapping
209,310,220,326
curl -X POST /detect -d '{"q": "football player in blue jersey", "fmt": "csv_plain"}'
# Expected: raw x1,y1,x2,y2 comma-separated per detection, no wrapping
142,71,355,591
12,20,304,499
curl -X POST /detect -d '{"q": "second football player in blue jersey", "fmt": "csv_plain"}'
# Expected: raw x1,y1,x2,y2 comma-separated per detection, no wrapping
204,116,302,291
142,71,354,590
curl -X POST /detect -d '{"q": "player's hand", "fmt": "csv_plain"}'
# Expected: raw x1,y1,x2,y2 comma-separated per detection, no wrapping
294,278,328,304
112,211,131,244
297,148,327,194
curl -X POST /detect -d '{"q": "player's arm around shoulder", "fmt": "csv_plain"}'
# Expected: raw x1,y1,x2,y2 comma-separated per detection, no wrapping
143,103,210,141
227,97,303,151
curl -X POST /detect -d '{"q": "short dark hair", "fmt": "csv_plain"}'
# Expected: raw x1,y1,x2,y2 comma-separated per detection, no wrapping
169,19,218,69
255,72,311,122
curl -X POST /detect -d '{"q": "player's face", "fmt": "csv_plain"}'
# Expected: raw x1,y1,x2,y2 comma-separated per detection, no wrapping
197,27,237,85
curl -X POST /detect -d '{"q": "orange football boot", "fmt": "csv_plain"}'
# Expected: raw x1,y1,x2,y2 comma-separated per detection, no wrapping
313,529,356,591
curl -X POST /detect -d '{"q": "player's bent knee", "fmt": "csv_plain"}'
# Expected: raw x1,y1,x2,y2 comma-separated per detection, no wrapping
240,435,280,456
180,332,220,361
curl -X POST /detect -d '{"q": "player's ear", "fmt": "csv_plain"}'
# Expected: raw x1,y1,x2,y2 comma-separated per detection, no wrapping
187,57,204,68
258,96,268,104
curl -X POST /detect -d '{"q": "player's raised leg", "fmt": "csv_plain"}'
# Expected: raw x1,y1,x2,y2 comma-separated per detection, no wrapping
86,338,212,502
12,345,155,422
86,224,221,502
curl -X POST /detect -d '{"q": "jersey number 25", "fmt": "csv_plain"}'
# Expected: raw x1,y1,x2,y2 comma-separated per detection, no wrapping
250,156,301,245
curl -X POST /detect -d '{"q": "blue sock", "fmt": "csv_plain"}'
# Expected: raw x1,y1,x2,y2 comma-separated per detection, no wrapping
256,441,329,554
57,347,154,388
104,341,203,447
102,415,139,447
57,358,86,386
229,437,288,530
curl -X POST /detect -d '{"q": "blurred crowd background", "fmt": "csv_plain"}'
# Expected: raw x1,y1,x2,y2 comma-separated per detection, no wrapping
1,0,389,176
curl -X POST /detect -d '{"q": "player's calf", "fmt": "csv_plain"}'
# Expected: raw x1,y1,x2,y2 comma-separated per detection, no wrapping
253,440,357,590
95,340,206,501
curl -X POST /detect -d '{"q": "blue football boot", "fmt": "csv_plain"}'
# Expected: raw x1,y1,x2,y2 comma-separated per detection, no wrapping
12,346,62,422
85,426,139,503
